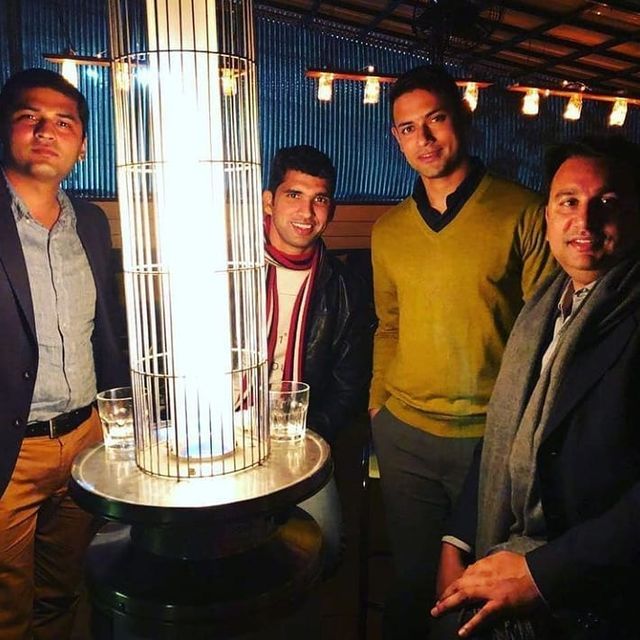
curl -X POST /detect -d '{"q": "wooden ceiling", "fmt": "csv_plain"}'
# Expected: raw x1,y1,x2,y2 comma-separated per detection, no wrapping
257,0,640,96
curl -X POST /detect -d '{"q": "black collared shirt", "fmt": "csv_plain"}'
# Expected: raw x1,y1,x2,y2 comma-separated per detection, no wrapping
411,157,486,232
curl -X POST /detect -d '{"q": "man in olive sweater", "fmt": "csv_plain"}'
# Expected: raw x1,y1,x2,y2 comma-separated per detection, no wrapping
369,65,556,639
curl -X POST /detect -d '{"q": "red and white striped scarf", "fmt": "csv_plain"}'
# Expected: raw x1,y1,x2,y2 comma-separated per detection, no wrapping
265,218,322,382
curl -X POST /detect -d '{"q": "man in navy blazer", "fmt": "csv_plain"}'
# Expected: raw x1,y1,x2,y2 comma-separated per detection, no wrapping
432,136,640,640
0,69,128,639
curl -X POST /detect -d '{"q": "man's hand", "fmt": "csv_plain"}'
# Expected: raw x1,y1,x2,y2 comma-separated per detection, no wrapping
430,551,541,637
369,407,380,419
436,542,467,598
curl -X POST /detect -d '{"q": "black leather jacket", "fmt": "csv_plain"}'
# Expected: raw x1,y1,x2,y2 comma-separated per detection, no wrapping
303,247,374,444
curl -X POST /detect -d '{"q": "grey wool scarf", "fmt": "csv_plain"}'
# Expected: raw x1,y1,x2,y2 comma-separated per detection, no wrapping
475,252,640,559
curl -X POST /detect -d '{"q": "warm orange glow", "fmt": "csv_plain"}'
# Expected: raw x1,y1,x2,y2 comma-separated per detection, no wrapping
563,94,583,120
609,98,628,126
317,73,333,102
463,82,479,111
522,88,539,116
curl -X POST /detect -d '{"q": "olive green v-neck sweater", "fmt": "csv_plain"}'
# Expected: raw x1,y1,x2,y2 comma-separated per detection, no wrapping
370,173,557,437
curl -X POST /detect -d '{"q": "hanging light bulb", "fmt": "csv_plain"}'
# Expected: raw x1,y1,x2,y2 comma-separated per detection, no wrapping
113,61,131,92
563,93,583,120
463,82,479,112
317,73,333,102
521,88,540,116
363,76,380,104
61,58,79,87
220,68,237,97
608,98,628,126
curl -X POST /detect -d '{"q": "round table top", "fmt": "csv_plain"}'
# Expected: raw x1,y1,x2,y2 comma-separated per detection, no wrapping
69,432,332,525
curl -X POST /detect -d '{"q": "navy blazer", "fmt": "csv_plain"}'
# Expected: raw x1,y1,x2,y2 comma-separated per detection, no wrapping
449,278,640,623
0,180,129,499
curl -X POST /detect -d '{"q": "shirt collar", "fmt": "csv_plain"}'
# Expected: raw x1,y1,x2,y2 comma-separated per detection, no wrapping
558,279,597,322
2,169,75,229
411,157,486,232
412,156,485,213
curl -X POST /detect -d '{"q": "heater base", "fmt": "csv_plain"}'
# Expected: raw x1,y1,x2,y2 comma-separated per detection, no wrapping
88,509,323,639
70,432,332,522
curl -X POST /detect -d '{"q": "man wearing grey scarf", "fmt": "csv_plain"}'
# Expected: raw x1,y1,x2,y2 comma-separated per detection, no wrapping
431,136,640,640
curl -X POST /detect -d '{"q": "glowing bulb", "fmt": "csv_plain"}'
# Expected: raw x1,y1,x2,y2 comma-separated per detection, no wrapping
363,76,380,104
317,73,333,102
522,88,539,116
609,98,628,126
221,68,237,97
61,59,78,87
463,82,479,111
113,61,131,92
563,94,583,120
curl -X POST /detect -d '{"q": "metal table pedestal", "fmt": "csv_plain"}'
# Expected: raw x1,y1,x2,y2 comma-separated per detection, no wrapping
70,434,332,639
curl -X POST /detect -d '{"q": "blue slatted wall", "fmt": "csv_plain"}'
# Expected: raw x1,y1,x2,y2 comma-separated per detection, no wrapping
1,1,639,200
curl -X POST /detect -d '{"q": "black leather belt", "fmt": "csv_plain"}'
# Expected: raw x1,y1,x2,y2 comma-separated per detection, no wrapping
25,404,93,438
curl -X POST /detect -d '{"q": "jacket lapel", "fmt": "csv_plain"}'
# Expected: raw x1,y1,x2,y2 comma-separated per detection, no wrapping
541,313,637,442
0,182,36,341
74,202,99,274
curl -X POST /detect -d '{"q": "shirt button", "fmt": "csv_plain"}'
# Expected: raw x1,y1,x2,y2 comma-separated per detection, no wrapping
23,371,31,380
13,418,23,428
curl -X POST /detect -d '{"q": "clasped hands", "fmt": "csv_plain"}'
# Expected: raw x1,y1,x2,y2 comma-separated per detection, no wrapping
431,548,541,637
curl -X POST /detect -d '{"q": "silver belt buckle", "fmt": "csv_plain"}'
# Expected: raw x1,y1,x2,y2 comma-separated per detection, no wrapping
48,418,59,439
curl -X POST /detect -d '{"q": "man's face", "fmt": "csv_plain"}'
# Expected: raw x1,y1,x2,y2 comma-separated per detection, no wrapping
263,169,333,255
4,86,86,183
391,88,466,180
546,155,640,288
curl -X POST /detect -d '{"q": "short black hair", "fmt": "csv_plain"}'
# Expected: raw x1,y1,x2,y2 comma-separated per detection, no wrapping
545,136,640,198
390,64,471,131
267,145,336,198
0,68,89,140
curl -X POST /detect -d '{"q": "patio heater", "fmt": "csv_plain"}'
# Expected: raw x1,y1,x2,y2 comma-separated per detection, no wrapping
69,0,331,636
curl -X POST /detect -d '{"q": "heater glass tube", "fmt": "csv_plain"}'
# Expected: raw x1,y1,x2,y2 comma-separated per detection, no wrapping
109,0,268,478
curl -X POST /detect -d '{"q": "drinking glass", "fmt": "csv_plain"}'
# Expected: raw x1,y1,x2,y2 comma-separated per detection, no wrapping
269,381,310,442
96,387,135,450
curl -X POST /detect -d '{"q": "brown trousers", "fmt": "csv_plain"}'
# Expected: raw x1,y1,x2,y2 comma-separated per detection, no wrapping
0,409,103,640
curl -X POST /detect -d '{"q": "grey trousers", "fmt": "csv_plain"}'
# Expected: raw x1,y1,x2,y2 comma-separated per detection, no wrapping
372,407,480,640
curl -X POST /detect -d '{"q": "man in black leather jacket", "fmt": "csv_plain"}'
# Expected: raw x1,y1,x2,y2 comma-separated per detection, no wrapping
263,145,373,568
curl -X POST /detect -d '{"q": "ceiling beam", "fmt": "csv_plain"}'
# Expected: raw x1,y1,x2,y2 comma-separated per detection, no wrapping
359,0,406,35
462,52,626,93
258,1,418,47
588,63,640,85
512,25,640,78
485,23,640,66
461,4,589,66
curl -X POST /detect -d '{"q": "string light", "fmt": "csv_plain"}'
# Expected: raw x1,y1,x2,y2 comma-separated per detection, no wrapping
521,88,540,116
220,68,238,97
60,58,79,87
509,84,638,124
317,73,333,102
43,52,110,88
609,98,628,126
363,76,380,104
307,70,490,109
463,82,479,111
563,93,583,120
